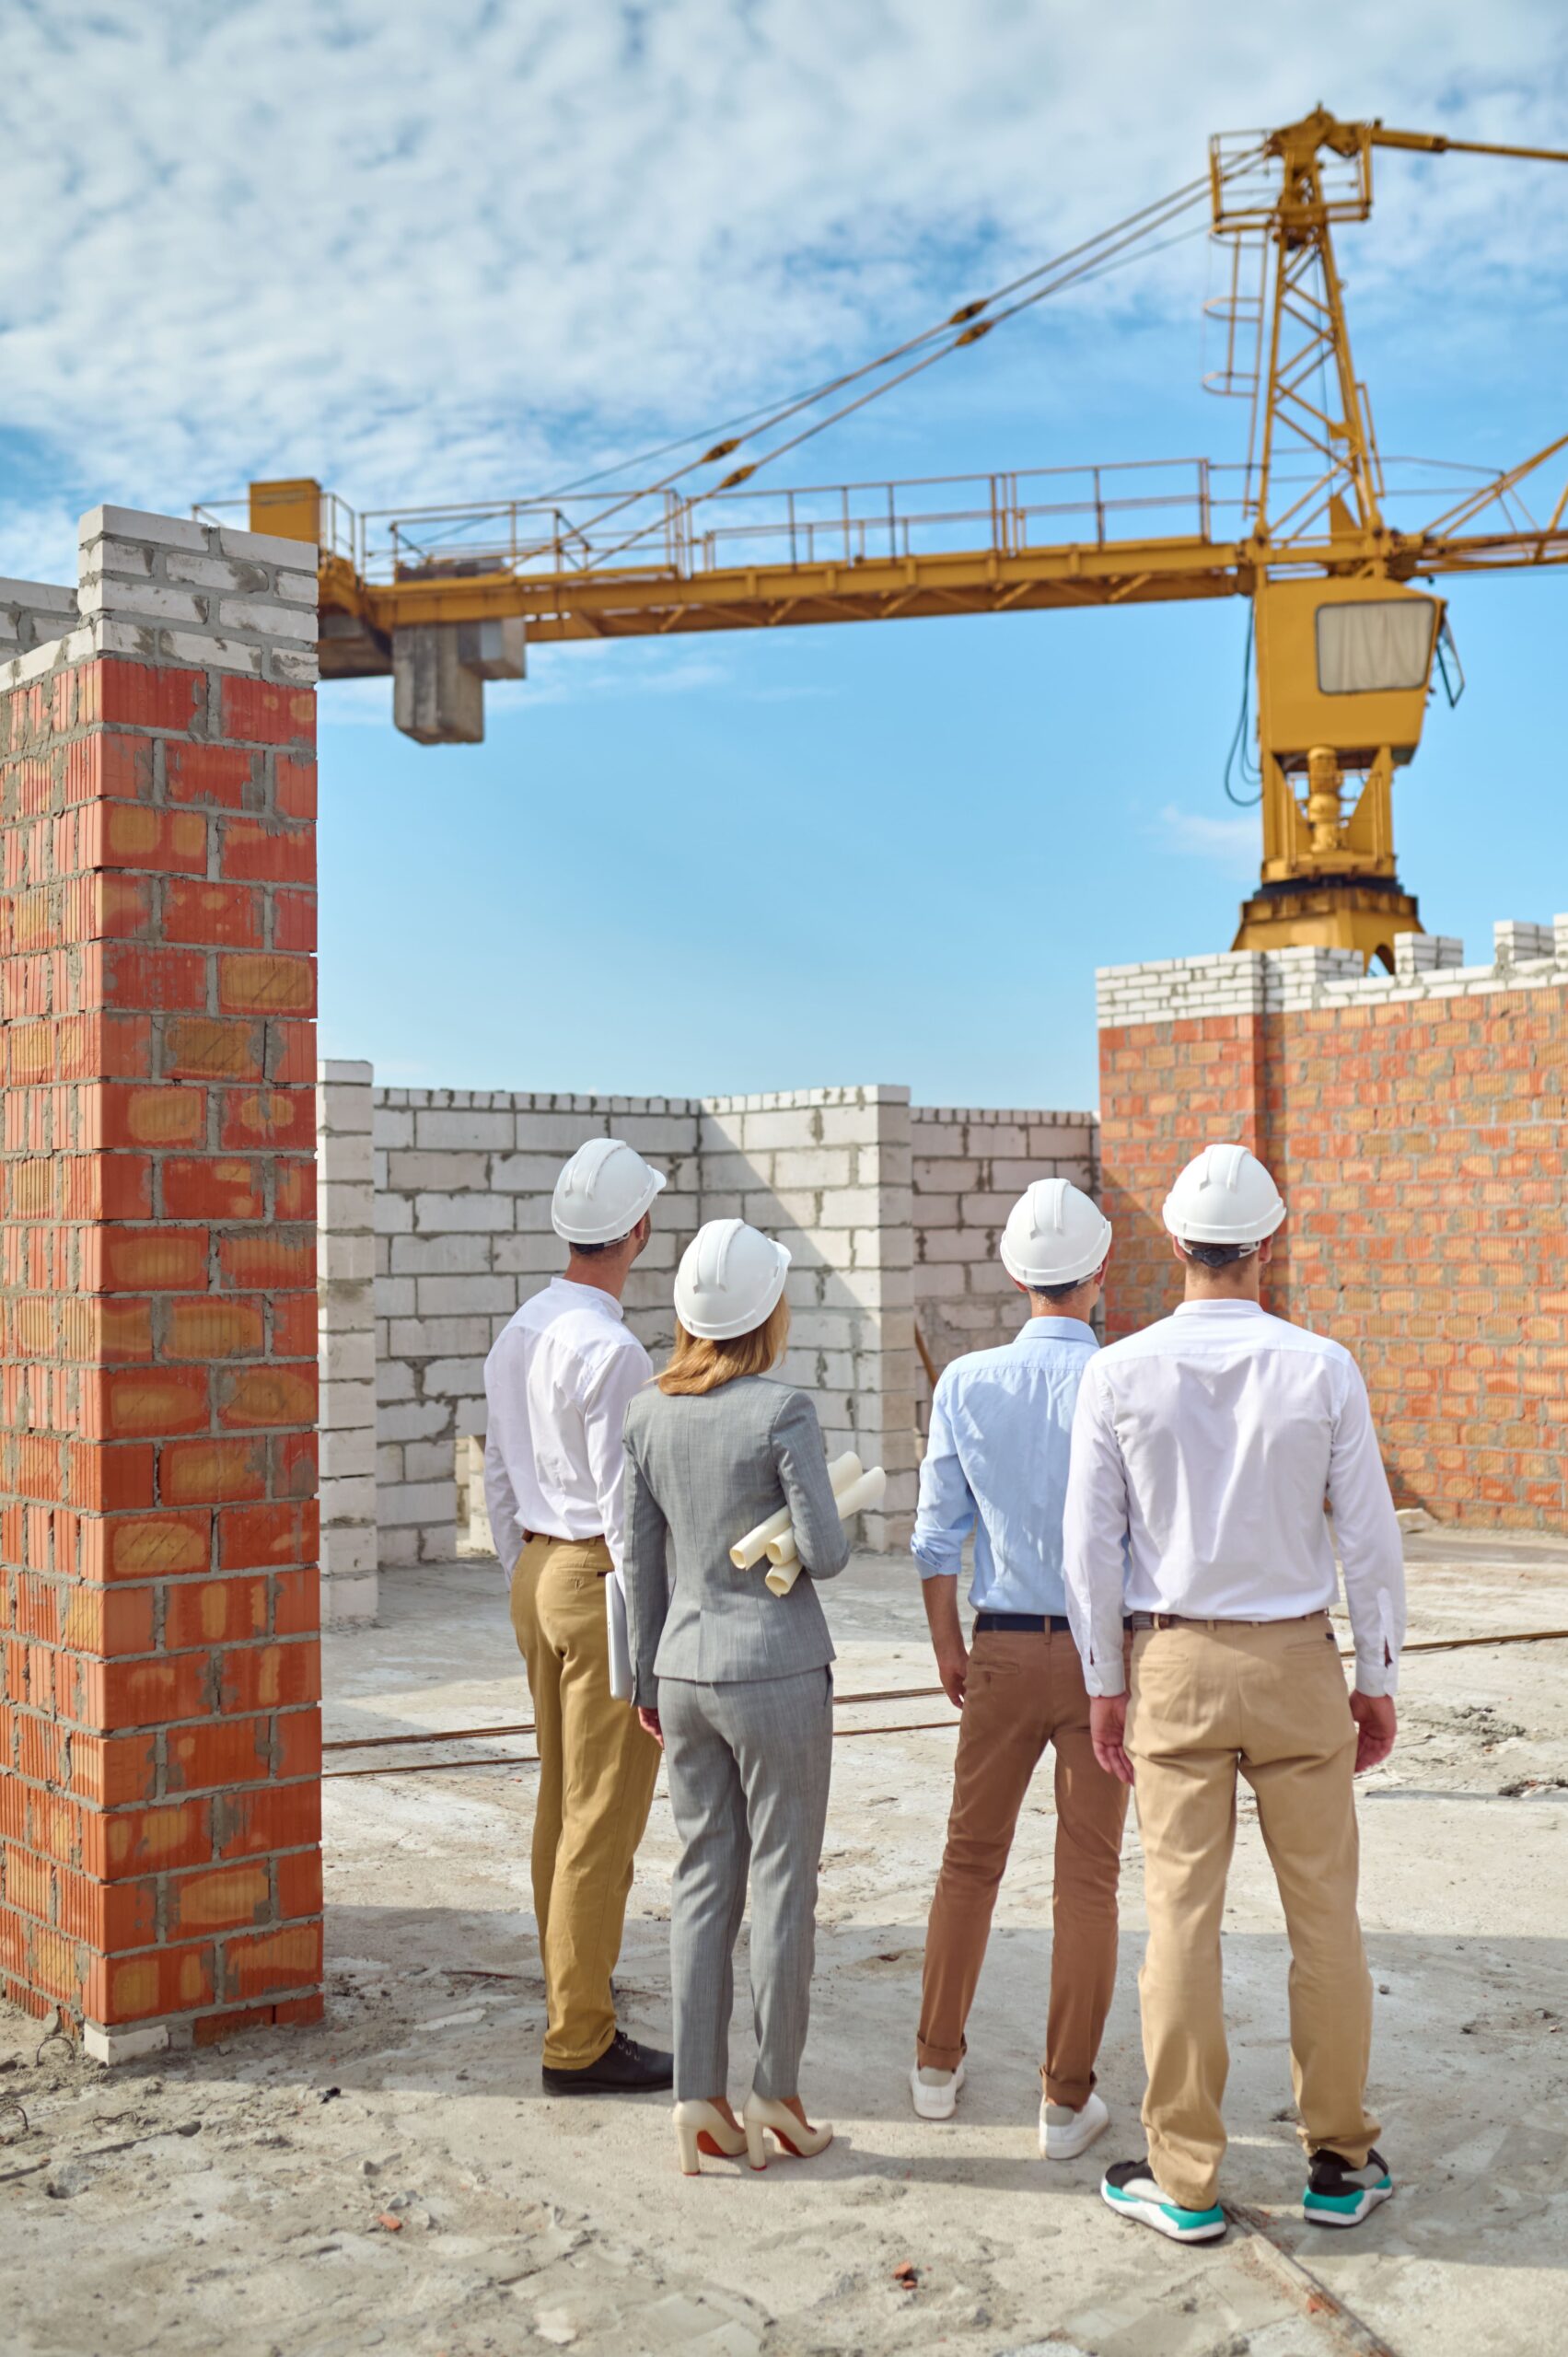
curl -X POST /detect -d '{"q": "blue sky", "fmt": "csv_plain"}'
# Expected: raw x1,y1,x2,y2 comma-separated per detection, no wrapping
3,2,1566,1109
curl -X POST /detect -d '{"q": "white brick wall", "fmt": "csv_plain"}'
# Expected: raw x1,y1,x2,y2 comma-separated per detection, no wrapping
912,1107,1099,1427
1096,919,1568,1029
701,1086,916,1549
368,1090,703,1568
317,1062,377,1625
319,1075,1097,1574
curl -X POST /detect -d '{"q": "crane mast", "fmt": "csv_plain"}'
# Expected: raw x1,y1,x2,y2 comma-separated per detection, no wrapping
238,110,1568,967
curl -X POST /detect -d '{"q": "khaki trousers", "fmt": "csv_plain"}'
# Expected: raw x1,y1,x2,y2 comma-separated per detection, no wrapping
917,1627,1129,2108
1128,1612,1380,2211
510,1536,660,2070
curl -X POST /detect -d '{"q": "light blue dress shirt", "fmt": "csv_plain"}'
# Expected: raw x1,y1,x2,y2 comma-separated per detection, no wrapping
912,1317,1098,1618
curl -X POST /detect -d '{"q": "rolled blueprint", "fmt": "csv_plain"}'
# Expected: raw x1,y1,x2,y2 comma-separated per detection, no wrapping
730,1452,862,1569
764,1465,887,1596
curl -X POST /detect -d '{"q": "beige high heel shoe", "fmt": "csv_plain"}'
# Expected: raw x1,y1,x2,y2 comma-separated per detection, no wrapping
742,2093,833,2166
674,2099,758,2175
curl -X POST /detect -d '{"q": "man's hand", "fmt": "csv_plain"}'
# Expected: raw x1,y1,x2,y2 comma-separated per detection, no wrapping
921,1573,969,1709
935,1643,969,1710
636,1705,663,1747
1090,1693,1134,1784
1349,1689,1396,1773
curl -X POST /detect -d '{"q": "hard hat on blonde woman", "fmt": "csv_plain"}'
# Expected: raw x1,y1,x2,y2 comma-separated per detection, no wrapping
674,1218,791,1340
1161,1142,1285,1250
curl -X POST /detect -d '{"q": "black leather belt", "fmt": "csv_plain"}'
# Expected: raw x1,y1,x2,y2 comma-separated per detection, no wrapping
973,1612,1074,1634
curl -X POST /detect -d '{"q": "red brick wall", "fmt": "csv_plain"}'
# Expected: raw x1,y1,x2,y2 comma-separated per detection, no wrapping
0,647,323,2052
1100,982,1568,1530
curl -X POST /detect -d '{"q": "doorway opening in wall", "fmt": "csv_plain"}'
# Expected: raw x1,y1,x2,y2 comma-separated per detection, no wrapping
455,1436,494,1560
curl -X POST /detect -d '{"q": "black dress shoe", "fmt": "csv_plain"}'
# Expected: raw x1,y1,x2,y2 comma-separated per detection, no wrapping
541,2029,674,2096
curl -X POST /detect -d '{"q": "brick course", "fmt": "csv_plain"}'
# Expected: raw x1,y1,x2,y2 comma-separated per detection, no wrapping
1098,929,1568,1530
0,508,322,2059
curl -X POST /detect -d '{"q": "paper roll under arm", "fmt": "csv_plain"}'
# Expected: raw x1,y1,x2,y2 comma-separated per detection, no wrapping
729,1451,862,1569
763,1466,887,1596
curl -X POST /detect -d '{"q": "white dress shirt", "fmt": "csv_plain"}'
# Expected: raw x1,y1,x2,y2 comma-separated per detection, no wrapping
482,1277,653,1580
1063,1299,1405,1701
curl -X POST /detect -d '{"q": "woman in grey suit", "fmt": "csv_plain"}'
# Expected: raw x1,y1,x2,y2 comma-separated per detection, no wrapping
622,1217,850,2175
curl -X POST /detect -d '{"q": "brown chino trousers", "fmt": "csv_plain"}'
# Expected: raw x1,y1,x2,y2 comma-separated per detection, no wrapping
510,1535,660,2070
1128,1612,1381,2212
917,1626,1129,2108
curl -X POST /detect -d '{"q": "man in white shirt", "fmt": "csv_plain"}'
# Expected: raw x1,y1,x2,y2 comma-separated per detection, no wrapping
484,1138,670,2095
1063,1142,1404,2245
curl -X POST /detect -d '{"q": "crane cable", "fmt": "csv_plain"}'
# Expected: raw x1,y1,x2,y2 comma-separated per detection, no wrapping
528,168,1226,510
552,186,1246,582
1223,602,1263,806
432,147,1268,583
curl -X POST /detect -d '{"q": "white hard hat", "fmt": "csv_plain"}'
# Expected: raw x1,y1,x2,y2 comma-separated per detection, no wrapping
552,1138,666,1246
1000,1178,1112,1289
1162,1142,1285,1247
674,1218,791,1341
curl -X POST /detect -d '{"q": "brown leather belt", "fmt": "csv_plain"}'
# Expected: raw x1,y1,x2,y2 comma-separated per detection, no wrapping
1130,1608,1329,1631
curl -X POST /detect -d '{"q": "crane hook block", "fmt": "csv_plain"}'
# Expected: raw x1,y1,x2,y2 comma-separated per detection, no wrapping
702,438,742,463
716,464,757,491
954,320,995,346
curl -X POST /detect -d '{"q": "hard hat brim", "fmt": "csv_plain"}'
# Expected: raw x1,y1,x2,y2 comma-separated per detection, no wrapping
1160,1194,1286,1245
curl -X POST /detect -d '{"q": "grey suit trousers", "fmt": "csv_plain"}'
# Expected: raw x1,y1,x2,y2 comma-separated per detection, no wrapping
659,1666,833,2103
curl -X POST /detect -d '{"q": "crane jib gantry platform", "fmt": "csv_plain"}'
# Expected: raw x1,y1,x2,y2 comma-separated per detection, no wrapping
231,110,1568,966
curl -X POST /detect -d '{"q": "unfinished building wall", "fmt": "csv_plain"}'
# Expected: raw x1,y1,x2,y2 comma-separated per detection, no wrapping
369,1093,702,1570
699,1087,917,1550
317,1062,377,1625
912,1106,1098,1428
1,508,322,2058
1098,922,1568,1530
314,1078,1099,1591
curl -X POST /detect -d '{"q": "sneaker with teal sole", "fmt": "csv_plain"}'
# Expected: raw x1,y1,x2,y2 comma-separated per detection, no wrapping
1303,2147,1393,2227
1101,2158,1226,2243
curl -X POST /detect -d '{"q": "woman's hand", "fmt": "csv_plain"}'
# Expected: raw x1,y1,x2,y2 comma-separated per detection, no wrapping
636,1705,663,1747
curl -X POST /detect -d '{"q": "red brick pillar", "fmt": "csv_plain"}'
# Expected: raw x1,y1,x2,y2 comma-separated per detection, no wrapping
1097,957,1272,1340
1,506,323,2061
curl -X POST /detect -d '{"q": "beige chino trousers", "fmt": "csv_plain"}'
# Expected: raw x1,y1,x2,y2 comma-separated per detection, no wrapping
510,1535,660,2070
1128,1611,1380,2212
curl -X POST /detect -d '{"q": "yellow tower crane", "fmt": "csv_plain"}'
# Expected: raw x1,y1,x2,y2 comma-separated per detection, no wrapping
237,109,1568,966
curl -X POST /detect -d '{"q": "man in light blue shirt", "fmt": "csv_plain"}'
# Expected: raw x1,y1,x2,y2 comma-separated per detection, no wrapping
910,1178,1128,2164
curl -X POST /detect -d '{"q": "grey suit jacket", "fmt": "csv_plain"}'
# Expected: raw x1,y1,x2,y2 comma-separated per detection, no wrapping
621,1376,851,1706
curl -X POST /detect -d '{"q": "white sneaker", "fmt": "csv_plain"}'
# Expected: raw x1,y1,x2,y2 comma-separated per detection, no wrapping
1040,2088,1109,2160
910,2060,966,2120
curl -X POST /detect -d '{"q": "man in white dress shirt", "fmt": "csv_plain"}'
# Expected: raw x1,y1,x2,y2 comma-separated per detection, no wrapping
1063,1142,1405,2244
484,1139,670,2095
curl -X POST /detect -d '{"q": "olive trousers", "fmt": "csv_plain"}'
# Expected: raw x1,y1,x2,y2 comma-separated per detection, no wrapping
510,1536,660,2069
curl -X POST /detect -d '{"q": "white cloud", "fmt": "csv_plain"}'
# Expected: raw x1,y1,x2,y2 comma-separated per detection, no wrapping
1,1,1565,583
1157,804,1260,877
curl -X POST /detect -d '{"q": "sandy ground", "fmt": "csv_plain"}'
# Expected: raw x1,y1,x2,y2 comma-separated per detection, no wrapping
4,1531,1568,2356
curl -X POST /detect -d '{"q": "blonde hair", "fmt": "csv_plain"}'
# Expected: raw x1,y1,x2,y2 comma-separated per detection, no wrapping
656,1296,791,1396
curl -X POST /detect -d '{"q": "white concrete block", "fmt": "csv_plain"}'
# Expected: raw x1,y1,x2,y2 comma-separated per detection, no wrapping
79,504,207,553
413,1109,517,1149
413,1275,515,1316
85,2019,172,2065
413,1192,514,1233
